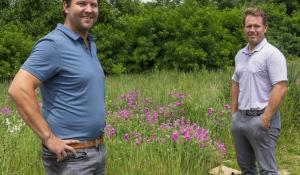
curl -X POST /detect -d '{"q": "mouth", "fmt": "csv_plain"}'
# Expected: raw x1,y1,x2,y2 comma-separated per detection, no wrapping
83,17,92,19
248,35,257,39
81,15,93,21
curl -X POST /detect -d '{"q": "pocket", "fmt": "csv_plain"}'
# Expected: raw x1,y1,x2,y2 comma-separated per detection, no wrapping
231,111,239,133
41,146,88,162
254,117,270,142
231,111,239,123
231,111,238,119
41,146,57,160
64,151,88,162
257,117,269,131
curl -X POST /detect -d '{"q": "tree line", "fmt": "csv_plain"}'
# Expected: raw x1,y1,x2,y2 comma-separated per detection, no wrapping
0,0,299,75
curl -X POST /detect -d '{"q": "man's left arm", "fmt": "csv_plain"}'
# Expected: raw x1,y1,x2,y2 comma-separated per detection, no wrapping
261,81,288,128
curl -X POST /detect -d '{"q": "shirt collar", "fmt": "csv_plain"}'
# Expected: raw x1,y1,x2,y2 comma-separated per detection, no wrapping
242,38,268,55
56,23,94,41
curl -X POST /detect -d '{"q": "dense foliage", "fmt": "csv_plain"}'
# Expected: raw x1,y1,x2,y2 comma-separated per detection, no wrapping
0,0,299,75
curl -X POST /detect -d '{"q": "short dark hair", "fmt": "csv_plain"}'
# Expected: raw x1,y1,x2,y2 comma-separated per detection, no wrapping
62,0,72,17
63,0,72,6
243,7,267,26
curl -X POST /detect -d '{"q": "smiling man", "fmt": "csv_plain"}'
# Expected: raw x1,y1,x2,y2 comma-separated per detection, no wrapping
8,0,106,174
230,7,287,175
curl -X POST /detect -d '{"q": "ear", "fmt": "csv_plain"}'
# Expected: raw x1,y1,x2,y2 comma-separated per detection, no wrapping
264,24,268,33
63,1,69,15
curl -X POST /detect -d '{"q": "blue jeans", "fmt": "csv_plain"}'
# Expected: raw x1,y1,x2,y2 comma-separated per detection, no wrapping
231,111,280,175
42,145,106,175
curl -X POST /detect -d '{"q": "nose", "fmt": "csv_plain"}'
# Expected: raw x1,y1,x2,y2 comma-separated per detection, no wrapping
249,26,255,32
84,4,93,13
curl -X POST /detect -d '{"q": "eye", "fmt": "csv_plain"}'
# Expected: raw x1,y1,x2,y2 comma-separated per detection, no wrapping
91,3,98,8
254,25,261,29
246,25,252,29
77,1,86,6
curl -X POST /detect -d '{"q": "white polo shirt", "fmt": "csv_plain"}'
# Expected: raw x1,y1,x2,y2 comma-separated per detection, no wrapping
232,38,288,110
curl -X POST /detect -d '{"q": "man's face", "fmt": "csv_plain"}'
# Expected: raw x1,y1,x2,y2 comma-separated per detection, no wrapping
243,15,267,46
64,0,98,33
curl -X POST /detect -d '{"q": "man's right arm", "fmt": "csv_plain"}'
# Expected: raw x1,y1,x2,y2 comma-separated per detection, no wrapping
8,69,78,161
230,81,239,114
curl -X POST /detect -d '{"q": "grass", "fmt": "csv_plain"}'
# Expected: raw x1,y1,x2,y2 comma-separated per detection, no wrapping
0,62,299,175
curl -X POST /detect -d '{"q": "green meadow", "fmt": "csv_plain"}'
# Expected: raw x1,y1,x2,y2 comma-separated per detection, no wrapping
0,61,299,175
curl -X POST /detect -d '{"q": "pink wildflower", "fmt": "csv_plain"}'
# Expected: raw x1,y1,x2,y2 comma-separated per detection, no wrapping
224,104,231,110
216,141,227,157
118,109,129,119
123,133,129,142
181,127,192,141
180,116,185,127
0,107,12,117
121,91,139,109
151,133,157,141
175,101,183,107
135,138,141,145
105,125,116,139
195,128,210,142
171,130,179,143
207,107,215,116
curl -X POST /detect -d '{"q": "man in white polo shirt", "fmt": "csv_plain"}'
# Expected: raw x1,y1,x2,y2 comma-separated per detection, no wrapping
230,7,288,175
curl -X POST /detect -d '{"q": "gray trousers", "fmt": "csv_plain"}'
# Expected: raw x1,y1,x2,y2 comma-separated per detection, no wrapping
41,144,106,175
231,111,280,175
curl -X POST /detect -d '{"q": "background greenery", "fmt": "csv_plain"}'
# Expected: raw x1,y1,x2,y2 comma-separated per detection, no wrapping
1,0,299,174
0,0,300,75
1,60,299,174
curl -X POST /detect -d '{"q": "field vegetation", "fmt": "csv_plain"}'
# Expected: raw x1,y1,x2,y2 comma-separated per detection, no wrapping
1,60,299,174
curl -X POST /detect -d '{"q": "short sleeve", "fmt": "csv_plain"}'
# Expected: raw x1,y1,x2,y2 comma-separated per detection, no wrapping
267,50,288,85
21,39,60,82
232,69,239,82
232,56,239,82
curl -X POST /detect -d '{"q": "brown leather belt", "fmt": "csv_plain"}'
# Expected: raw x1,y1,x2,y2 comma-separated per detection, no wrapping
68,136,104,150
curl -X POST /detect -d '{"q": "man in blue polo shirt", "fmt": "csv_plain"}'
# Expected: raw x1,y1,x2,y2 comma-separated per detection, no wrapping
8,0,106,174
230,7,288,175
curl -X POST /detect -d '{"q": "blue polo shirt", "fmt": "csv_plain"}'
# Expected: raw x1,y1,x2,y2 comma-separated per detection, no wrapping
22,24,105,140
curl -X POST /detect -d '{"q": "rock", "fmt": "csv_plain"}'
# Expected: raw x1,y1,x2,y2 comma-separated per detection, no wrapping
279,169,289,175
209,166,289,175
209,165,241,175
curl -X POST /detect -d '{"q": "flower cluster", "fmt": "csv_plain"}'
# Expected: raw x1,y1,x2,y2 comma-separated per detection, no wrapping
121,91,139,109
106,91,227,159
5,118,25,133
206,104,231,126
169,91,190,99
1,108,25,134
216,140,227,157
0,107,12,117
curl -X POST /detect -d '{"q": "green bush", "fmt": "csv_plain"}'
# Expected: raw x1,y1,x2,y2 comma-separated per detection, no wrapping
0,0,299,75
0,24,34,76
94,5,242,74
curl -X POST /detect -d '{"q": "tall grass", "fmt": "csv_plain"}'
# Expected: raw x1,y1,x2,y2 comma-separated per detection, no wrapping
104,69,233,174
0,61,299,174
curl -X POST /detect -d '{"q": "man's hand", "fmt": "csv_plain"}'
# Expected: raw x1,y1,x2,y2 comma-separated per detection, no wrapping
43,134,80,162
8,70,80,162
259,81,287,129
260,115,270,129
